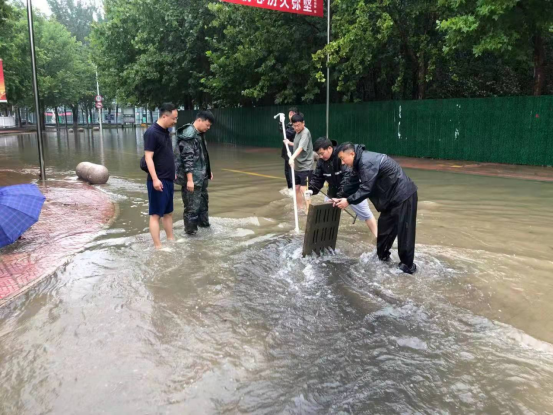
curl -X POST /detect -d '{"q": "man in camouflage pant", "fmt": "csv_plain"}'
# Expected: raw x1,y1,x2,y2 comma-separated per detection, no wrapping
174,111,215,235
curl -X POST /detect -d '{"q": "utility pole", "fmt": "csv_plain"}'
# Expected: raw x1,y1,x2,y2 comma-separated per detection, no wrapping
27,0,46,180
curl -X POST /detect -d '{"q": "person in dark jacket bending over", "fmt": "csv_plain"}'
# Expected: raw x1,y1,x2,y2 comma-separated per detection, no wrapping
334,142,418,274
309,137,378,238
278,107,298,190
174,110,215,235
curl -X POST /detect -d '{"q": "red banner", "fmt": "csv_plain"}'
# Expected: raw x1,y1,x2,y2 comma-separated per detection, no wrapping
221,0,323,18
0,59,6,103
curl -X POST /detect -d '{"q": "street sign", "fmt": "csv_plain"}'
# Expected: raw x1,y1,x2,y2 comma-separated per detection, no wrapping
95,95,103,102
95,102,103,109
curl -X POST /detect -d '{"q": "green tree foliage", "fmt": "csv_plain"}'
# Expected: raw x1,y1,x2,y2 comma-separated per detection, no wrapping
438,0,553,95
0,6,32,107
3,0,552,111
0,0,11,26
46,0,96,43
46,0,98,126
35,17,85,110
90,0,214,109
90,0,552,106
204,3,326,106
91,0,327,107
314,0,446,101
0,4,97,126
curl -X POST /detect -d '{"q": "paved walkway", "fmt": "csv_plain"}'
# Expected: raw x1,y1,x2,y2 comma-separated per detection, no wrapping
0,170,116,305
395,157,553,182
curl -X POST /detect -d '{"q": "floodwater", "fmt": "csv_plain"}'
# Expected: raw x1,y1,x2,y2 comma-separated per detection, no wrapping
1,128,553,414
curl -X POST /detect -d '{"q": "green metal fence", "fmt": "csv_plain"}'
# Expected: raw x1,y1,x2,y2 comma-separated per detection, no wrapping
178,96,553,166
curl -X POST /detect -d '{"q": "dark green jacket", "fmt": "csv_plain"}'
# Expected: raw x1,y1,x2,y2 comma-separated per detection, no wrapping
174,124,211,186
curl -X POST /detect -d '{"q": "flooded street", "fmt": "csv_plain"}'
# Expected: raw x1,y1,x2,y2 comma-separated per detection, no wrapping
1,129,553,413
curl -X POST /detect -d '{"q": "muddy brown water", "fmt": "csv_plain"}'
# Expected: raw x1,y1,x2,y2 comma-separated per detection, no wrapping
1,128,553,413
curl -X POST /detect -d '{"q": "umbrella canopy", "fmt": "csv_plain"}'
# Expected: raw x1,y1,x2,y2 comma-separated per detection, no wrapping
0,184,46,248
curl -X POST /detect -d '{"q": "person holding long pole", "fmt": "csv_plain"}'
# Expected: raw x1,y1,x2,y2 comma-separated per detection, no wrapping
275,112,300,233
284,113,313,214
278,107,298,191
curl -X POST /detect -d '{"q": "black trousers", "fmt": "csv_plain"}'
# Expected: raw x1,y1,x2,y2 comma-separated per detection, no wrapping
181,178,209,234
284,159,293,189
376,192,418,267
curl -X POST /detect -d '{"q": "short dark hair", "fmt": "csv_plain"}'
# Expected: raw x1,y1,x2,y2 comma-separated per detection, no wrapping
159,103,176,116
314,137,333,152
338,142,355,153
196,110,215,123
291,113,304,123
288,107,299,114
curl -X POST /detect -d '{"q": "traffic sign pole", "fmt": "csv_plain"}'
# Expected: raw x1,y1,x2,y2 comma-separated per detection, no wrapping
95,68,103,141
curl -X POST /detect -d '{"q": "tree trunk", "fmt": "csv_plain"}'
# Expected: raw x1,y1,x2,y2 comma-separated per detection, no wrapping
533,33,545,96
54,107,60,130
72,105,79,132
16,107,22,128
115,103,118,127
149,109,153,124
40,105,46,131
64,105,68,129
417,55,427,100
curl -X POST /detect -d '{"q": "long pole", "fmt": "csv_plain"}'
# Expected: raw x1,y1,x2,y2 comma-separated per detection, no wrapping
27,0,46,180
275,113,300,233
325,0,330,138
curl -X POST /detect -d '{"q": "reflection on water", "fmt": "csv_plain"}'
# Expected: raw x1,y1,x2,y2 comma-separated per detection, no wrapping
1,129,553,413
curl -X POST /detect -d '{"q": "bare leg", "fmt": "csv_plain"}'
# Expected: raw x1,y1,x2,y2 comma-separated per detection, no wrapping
149,215,162,249
295,185,305,211
297,185,310,213
365,217,378,239
162,213,175,241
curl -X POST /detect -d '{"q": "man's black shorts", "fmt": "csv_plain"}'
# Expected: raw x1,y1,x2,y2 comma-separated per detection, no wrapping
294,170,312,186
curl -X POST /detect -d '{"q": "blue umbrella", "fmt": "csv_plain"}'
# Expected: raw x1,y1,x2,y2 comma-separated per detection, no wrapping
0,184,46,248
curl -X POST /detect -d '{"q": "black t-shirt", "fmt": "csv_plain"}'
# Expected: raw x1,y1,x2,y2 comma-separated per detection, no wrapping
144,123,175,181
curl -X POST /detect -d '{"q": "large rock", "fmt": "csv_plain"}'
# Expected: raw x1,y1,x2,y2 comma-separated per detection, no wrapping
76,162,109,185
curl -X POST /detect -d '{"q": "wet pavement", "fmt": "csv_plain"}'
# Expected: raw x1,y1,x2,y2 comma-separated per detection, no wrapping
1,128,553,413
0,170,115,304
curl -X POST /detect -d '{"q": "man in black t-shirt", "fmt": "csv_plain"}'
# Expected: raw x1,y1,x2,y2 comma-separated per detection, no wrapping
144,103,178,249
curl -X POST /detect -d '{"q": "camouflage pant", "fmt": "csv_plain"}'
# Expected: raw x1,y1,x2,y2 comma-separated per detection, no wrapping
181,178,209,234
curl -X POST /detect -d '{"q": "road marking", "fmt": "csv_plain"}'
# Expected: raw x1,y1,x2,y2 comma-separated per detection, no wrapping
221,169,281,180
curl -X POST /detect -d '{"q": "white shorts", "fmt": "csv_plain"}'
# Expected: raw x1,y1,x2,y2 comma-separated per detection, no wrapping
324,197,374,221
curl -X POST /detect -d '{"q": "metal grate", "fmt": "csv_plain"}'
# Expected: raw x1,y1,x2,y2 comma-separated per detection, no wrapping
302,203,342,257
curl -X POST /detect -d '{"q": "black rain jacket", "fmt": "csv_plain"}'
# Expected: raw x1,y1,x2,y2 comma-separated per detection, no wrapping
344,144,417,212
308,140,346,198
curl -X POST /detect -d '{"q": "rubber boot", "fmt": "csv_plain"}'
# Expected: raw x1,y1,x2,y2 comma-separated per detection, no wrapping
398,262,417,274
198,212,210,228
184,219,198,235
